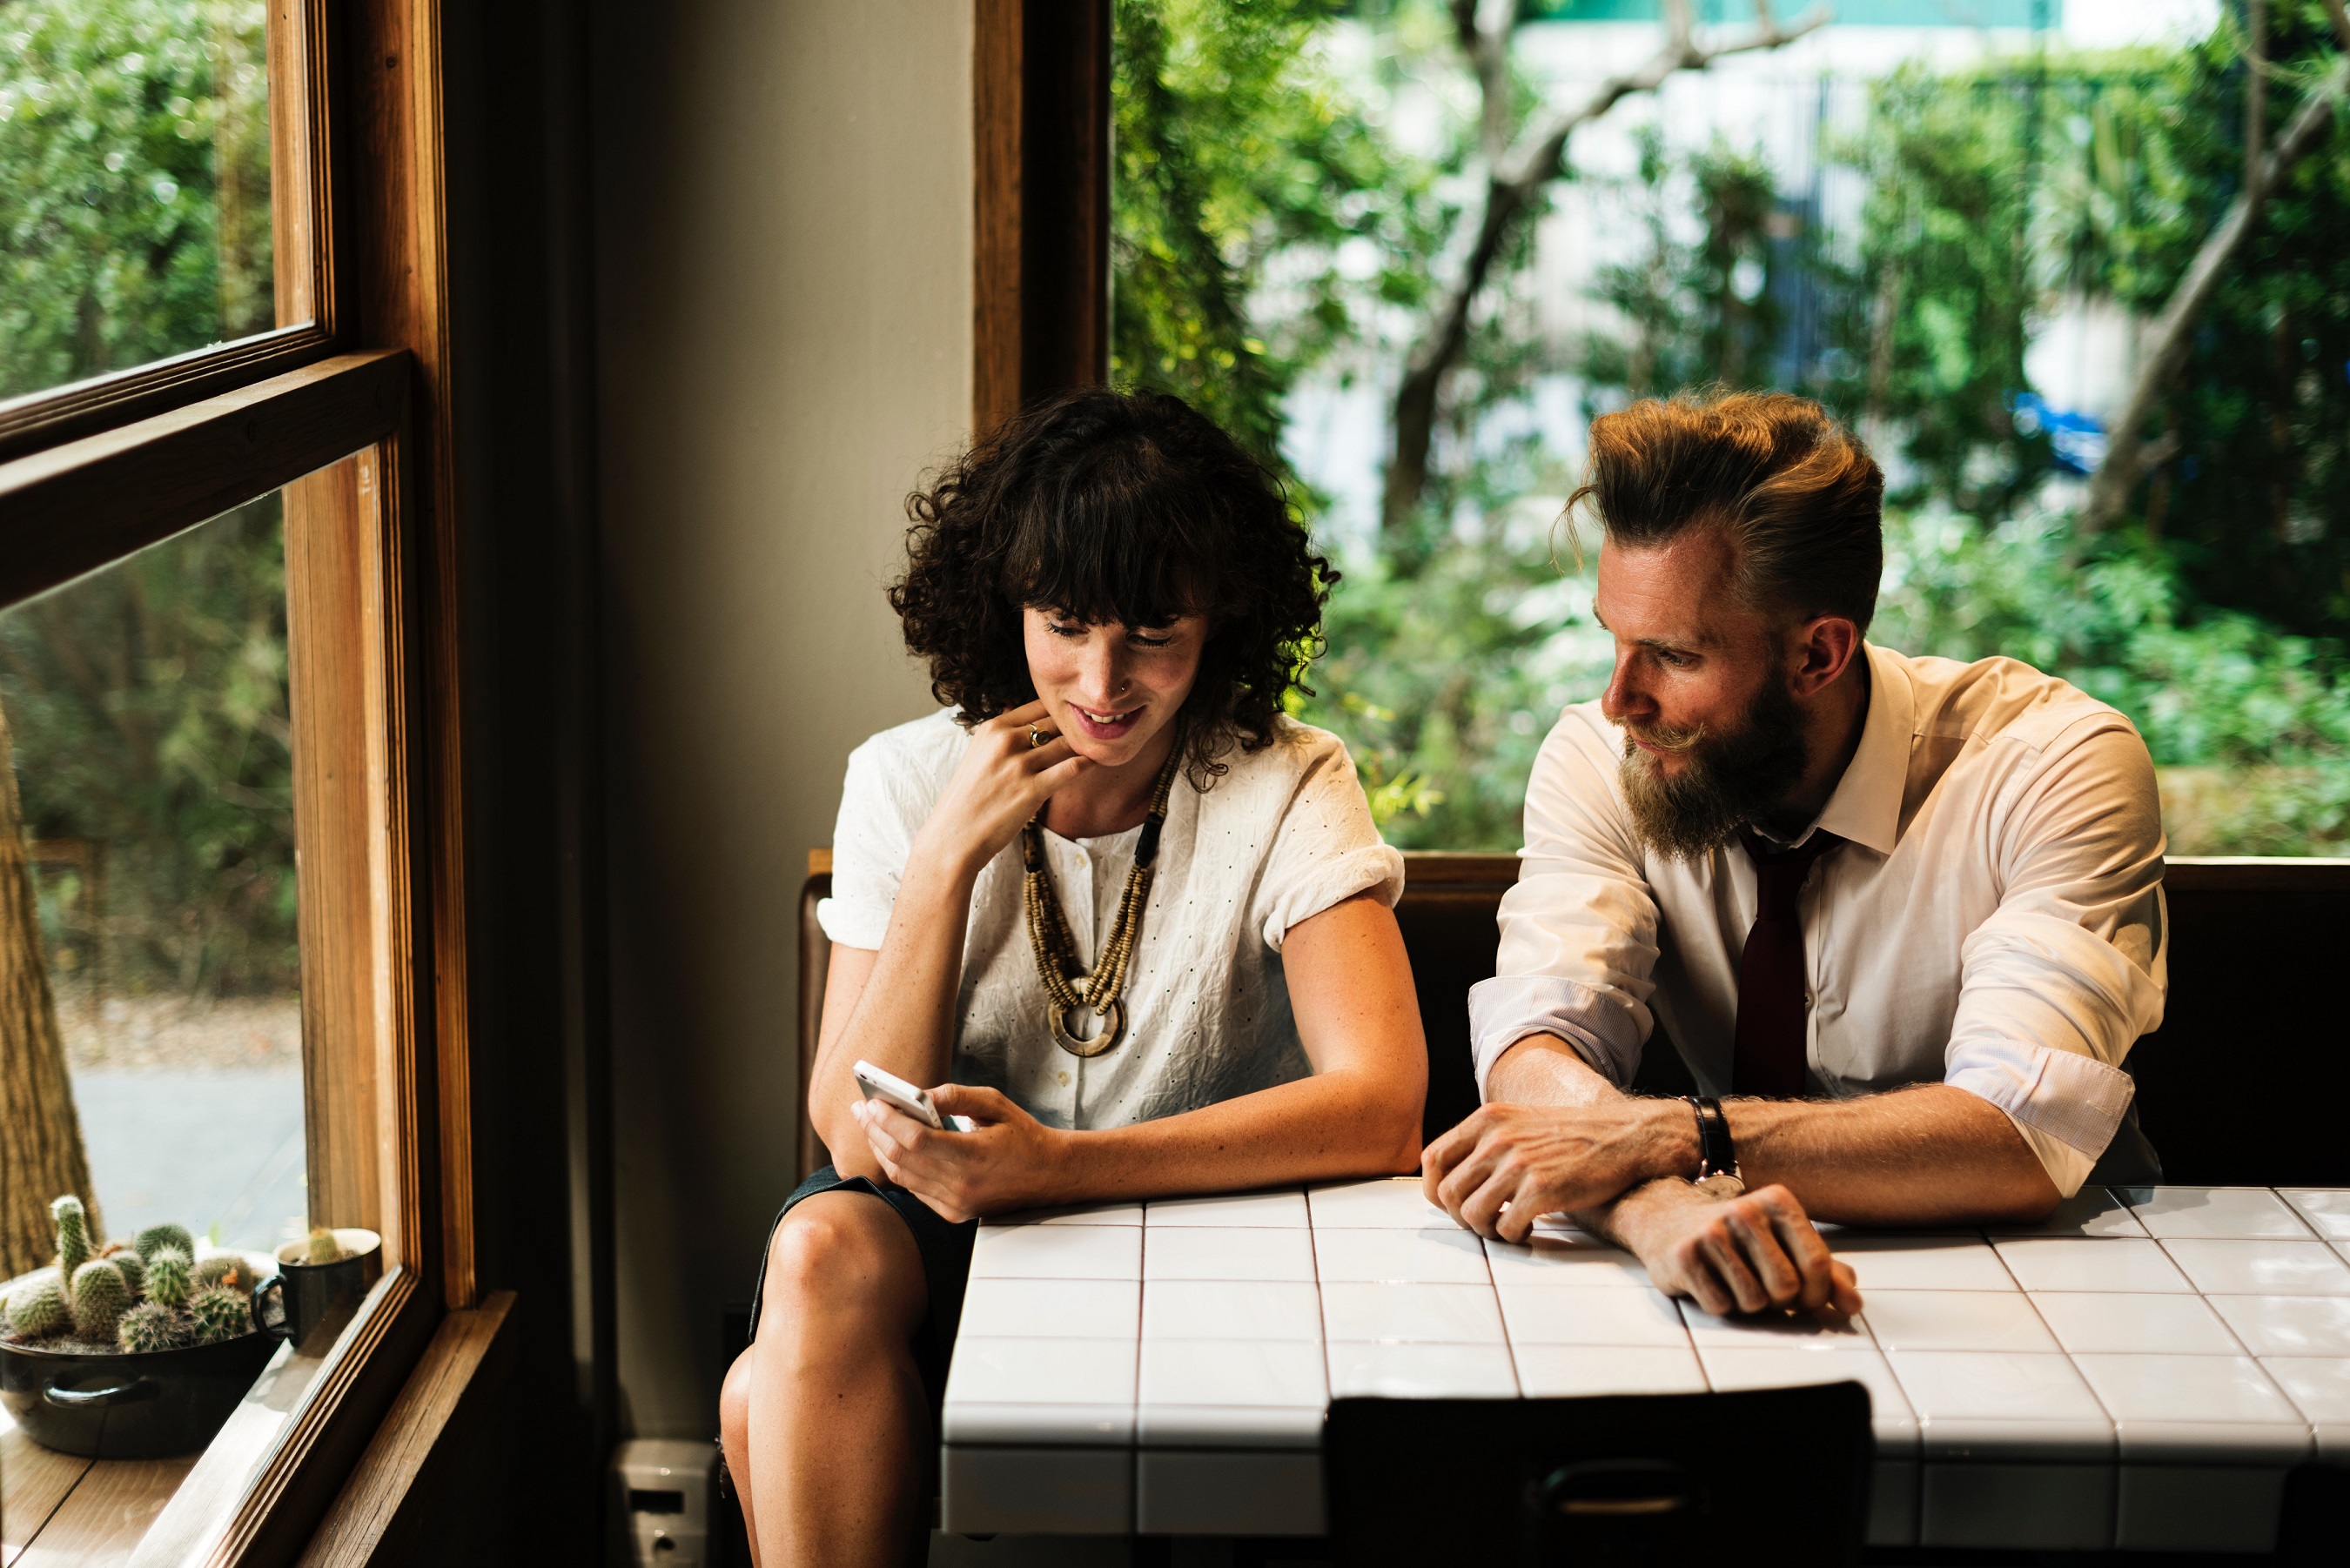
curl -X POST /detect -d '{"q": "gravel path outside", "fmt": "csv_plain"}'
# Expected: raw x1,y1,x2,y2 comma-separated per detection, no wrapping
57,989,301,1074
44,991,308,1256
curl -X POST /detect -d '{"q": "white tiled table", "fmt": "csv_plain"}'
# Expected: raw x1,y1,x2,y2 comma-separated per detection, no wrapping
939,1182,2350,1551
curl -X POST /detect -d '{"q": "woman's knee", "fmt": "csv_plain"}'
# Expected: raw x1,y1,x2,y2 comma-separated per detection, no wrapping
719,1348,754,1447
757,1196,923,1342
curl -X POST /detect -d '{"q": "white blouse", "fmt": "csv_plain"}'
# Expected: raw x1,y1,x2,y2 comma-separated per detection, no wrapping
819,709,1406,1130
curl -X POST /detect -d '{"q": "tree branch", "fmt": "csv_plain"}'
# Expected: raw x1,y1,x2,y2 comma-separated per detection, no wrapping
2080,56,2347,534
2246,0,2267,189
1454,0,1516,166
1380,0,1829,545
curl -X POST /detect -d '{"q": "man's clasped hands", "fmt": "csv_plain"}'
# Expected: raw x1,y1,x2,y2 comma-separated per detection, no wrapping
1420,1096,1863,1321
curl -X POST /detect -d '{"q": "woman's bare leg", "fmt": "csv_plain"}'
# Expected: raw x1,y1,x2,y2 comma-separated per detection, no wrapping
738,1190,930,1568
718,1352,762,1565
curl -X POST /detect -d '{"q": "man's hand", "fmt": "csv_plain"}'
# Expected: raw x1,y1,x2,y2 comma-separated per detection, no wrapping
1609,1178,1862,1318
1421,1100,1693,1241
855,1083,1067,1223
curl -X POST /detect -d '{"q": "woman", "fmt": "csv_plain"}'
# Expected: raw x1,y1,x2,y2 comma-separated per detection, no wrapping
718,387,1427,1567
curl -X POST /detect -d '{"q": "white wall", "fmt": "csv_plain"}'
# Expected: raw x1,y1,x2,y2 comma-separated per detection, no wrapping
592,0,970,1437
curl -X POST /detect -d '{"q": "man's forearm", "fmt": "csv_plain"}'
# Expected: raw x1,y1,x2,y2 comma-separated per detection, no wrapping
1727,1083,2059,1224
1483,1036,2061,1225
1485,1033,1631,1109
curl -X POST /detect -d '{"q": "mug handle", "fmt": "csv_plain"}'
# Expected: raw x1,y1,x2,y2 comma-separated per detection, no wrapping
252,1273,292,1340
47,1376,159,1410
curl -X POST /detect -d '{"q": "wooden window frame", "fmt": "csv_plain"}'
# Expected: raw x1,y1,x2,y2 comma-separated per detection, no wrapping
0,0,342,464
974,0,1112,433
0,0,486,1558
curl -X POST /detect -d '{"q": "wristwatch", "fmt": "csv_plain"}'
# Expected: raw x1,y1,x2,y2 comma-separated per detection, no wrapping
1683,1095,1740,1183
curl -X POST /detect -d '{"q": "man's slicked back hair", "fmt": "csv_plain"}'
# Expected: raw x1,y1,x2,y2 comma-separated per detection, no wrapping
1572,388,1885,632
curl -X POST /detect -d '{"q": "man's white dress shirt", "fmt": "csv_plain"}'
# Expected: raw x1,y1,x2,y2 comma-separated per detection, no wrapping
821,709,1405,1130
1469,643,2168,1195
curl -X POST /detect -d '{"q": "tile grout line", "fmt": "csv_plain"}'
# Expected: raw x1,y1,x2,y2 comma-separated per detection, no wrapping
1482,1217,1527,1398
1130,1204,1144,1535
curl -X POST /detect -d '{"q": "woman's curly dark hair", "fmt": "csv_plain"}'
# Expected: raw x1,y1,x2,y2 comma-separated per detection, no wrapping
890,386,1335,786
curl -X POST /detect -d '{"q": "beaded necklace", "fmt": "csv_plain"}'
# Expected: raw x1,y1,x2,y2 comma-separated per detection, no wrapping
1020,731,1183,1058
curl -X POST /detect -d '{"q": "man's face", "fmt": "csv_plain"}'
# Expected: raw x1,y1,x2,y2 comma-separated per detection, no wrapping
1593,530,1810,858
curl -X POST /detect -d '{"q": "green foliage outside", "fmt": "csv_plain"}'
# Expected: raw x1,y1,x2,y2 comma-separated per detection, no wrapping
1832,16,2350,631
0,0,272,398
1111,0,1438,468
1113,0,2350,854
0,499,297,995
0,0,293,995
1581,128,1785,402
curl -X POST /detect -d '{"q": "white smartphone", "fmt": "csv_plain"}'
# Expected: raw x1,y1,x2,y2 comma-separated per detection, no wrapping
852,1059,976,1133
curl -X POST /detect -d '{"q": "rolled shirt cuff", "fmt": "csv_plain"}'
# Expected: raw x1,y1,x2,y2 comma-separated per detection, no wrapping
1467,975,1642,1101
1944,1038,2136,1198
1262,843,1407,952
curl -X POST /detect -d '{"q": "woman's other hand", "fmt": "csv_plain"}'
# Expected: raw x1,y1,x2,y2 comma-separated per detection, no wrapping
912,700,1091,878
854,1083,1066,1223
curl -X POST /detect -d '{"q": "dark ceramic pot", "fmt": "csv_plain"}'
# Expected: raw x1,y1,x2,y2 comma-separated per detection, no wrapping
0,1321,279,1458
0,1250,285,1458
260,1228,383,1354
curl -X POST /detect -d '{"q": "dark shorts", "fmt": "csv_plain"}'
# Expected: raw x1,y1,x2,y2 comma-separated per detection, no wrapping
746,1164,979,1407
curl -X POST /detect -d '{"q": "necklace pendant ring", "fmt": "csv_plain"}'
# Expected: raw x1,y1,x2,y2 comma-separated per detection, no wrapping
1051,997,1125,1058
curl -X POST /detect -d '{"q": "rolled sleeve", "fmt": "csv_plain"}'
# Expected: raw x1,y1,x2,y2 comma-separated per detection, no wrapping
1478,709,1662,1100
1467,975,1643,1099
1944,722,2168,1195
1252,734,1406,952
816,727,948,951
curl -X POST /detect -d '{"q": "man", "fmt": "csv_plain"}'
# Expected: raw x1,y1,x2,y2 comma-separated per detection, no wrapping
1425,389,2166,1318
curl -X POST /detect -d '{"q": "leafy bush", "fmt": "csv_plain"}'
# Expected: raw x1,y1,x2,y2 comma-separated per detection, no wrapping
0,499,298,994
1877,509,2350,853
0,0,272,398
0,0,292,996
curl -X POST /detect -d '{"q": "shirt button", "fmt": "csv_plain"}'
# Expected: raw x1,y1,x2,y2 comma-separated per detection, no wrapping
1056,1070,1071,1087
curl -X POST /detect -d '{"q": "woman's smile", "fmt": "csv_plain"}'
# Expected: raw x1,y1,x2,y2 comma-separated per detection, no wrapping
1069,701,1144,740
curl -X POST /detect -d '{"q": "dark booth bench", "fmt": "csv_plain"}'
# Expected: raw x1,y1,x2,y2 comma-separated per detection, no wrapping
796,851,2350,1189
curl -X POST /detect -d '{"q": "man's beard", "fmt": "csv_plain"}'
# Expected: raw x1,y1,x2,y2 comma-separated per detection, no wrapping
1619,677,1811,861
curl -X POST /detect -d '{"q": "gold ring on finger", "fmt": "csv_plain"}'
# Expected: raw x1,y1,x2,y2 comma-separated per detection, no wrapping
1029,724,1047,749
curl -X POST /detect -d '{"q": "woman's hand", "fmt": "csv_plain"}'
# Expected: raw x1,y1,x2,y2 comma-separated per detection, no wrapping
912,700,1091,880
854,1083,1071,1223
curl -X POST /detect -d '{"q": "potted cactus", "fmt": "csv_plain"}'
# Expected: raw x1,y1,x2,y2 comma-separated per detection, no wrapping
0,1195,281,1457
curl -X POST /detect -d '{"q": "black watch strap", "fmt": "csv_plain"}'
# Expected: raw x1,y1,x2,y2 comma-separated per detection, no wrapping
1683,1095,1739,1182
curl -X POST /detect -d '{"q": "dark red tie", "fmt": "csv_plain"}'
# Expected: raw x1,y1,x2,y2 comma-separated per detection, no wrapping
1732,830,1843,1097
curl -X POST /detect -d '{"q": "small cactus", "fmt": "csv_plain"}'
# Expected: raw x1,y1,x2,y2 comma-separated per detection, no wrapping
188,1287,250,1344
107,1246,147,1301
304,1227,345,1265
118,1301,194,1353
135,1223,196,1265
6,1272,70,1339
145,1245,193,1308
53,1196,92,1282
70,1258,131,1343
194,1254,258,1297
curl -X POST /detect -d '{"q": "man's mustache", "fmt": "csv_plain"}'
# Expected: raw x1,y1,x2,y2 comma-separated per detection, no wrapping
1622,719,1708,756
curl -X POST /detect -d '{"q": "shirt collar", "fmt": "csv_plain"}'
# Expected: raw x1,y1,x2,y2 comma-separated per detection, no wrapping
1809,642,1910,857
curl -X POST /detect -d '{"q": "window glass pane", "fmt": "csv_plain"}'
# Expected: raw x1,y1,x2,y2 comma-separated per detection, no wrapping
0,0,277,402
1,486,330,1554
1113,2,2350,854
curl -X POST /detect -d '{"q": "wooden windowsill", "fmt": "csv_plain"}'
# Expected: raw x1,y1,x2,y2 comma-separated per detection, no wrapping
2,1407,194,1565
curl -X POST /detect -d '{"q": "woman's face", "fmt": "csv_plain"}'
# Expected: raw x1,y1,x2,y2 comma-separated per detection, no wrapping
1022,606,1209,768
